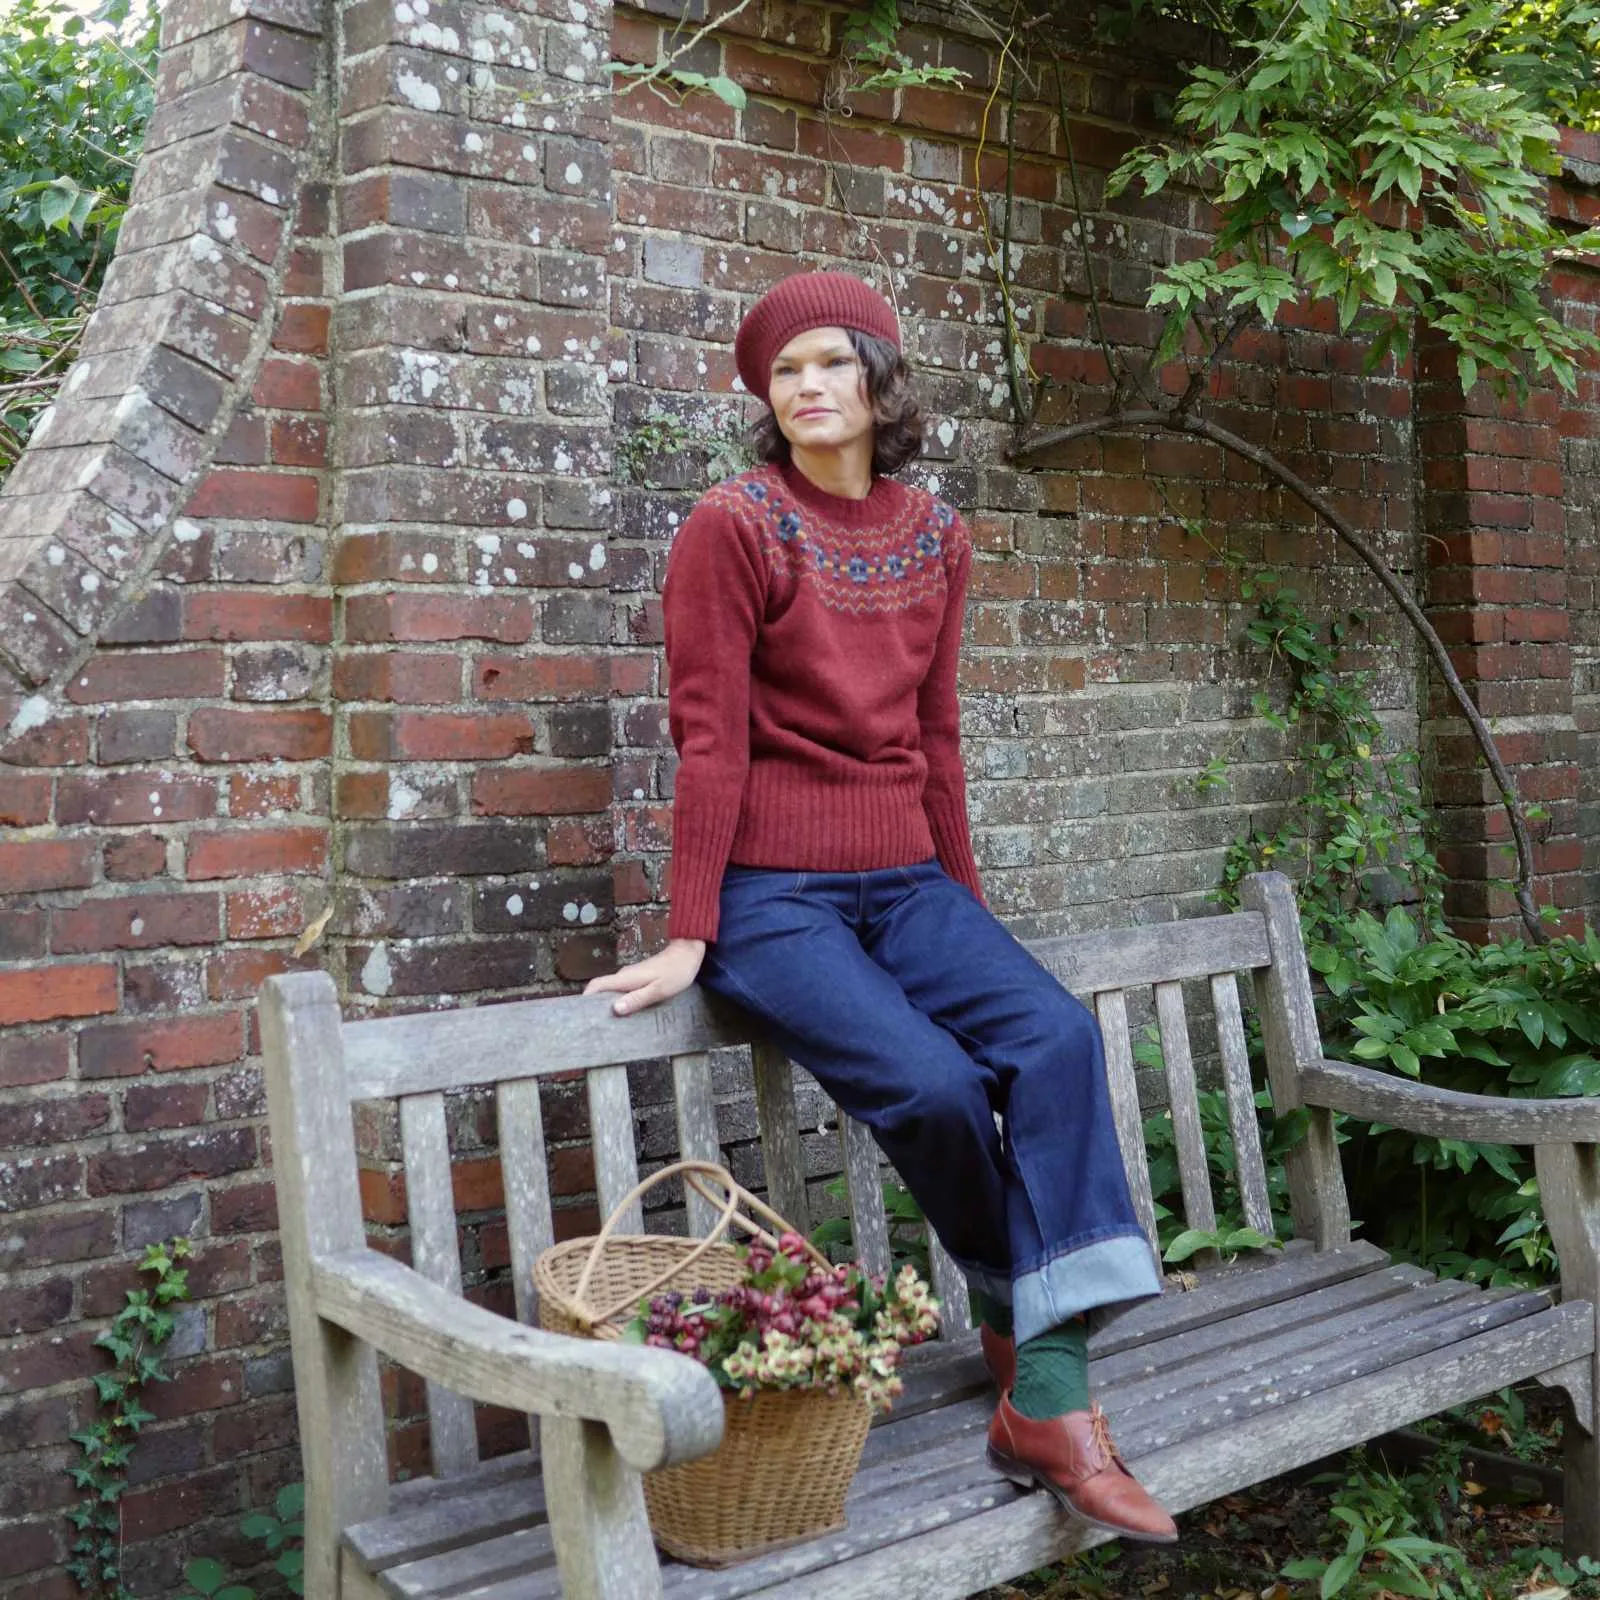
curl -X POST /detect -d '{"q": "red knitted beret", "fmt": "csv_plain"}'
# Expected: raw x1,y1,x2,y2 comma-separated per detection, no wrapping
734,271,900,403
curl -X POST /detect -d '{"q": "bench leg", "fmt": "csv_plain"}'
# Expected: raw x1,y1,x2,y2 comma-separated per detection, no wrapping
543,1416,663,1599
1534,1143,1600,1560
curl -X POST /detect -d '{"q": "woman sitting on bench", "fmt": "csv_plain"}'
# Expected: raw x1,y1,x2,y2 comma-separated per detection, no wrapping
586,270,1178,1545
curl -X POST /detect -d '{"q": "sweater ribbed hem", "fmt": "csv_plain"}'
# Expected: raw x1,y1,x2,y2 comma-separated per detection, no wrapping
728,760,937,872
924,790,984,902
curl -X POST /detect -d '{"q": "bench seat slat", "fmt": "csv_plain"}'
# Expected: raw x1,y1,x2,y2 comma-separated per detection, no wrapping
735,1304,1596,1600
348,1276,1587,1600
1121,1287,1557,1453
1092,1262,1434,1387
1091,1238,1387,1355
1109,1277,1491,1423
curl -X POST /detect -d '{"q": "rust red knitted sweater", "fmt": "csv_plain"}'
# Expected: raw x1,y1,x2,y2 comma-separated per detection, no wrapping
663,460,983,943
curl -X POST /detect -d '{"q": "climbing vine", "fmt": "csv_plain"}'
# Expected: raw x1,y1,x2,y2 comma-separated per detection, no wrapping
66,1238,191,1600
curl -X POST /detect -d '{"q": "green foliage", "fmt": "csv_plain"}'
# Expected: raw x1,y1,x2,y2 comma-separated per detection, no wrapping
839,0,970,93
174,1483,306,1600
1316,907,1600,1286
1209,574,1445,947
605,59,748,109
1204,576,1600,1290
615,407,753,489
810,1173,932,1280
0,0,157,321
65,1238,191,1600
1281,1447,1475,1598
1106,0,1600,396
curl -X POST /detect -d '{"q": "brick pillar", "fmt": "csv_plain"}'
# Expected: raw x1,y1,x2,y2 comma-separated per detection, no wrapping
1416,332,1584,940
331,0,621,1018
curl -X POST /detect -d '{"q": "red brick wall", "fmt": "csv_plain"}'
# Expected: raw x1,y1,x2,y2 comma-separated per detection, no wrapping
1,2,1597,1593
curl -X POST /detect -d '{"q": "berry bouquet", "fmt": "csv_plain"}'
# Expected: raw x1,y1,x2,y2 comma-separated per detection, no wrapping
535,1160,941,1566
624,1229,941,1414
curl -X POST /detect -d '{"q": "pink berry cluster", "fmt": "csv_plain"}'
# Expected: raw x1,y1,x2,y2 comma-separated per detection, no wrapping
627,1231,940,1415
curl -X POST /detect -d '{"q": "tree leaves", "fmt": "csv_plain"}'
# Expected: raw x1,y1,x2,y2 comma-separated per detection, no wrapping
1113,0,1600,397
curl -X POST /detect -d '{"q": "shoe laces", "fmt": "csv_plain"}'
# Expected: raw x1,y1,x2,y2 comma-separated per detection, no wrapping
1087,1403,1117,1467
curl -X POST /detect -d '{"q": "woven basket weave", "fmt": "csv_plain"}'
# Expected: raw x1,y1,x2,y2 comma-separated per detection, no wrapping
534,1160,874,1567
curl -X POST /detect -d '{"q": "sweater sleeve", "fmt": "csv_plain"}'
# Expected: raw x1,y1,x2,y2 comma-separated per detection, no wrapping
662,496,767,942
917,519,985,903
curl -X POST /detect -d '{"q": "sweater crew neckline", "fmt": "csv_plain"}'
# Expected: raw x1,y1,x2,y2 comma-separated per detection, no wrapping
777,460,911,528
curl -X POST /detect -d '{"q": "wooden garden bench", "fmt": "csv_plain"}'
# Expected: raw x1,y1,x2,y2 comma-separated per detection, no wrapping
261,870,1600,1599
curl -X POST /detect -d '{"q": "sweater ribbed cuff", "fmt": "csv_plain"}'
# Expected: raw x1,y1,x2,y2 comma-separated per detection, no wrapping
924,790,984,903
668,790,744,943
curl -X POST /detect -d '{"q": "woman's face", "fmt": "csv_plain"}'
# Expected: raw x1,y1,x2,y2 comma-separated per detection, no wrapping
767,326,873,456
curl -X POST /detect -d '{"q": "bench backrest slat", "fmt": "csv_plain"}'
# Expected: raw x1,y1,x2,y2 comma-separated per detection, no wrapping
496,1078,555,1328
587,1065,642,1232
1029,912,1269,996
311,883,1330,1481
1213,970,1274,1237
670,1052,723,1237
1154,980,1218,1252
344,988,752,1102
1093,987,1159,1249
750,1041,811,1235
839,1113,893,1280
927,1229,973,1334
399,1091,480,1476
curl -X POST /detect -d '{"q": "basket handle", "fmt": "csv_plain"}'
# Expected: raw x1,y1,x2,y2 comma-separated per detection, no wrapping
572,1159,830,1328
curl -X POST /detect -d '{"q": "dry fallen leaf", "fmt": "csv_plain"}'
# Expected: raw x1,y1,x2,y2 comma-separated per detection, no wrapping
1259,1585,1291,1600
293,904,333,957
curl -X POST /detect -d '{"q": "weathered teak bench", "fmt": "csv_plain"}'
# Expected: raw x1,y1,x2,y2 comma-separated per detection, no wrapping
262,870,1600,1599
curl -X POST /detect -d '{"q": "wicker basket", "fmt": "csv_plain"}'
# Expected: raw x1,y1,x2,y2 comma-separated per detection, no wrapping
534,1160,874,1567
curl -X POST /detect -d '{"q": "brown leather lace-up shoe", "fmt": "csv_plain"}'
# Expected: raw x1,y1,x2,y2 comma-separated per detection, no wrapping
986,1396,1179,1544
979,1323,1015,1394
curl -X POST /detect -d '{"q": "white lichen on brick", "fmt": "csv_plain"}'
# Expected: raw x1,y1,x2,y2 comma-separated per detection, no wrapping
361,943,394,996
10,695,50,736
396,69,442,112
506,498,527,521
388,778,420,819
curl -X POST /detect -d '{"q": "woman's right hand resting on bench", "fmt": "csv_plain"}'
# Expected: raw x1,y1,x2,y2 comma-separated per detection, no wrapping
584,938,706,1016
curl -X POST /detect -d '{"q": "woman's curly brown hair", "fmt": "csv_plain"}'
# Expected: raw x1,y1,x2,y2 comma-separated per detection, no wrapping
751,329,924,476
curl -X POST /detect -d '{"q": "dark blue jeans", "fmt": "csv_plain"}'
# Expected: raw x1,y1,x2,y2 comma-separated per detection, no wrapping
699,858,1161,1344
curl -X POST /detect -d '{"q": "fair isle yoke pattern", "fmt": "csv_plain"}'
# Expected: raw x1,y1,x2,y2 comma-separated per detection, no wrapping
704,465,962,614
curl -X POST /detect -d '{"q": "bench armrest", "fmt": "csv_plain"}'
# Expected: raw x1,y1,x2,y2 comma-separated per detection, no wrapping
310,1249,724,1473
1302,1057,1600,1145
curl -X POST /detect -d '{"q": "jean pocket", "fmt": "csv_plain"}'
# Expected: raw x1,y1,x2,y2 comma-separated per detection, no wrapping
895,858,941,889
722,865,807,895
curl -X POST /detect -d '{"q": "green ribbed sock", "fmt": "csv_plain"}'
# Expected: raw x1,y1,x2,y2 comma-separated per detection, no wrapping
971,1288,1013,1338
1011,1317,1089,1420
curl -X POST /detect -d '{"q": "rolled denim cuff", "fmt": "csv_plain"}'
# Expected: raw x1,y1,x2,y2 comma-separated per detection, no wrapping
1012,1230,1163,1346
